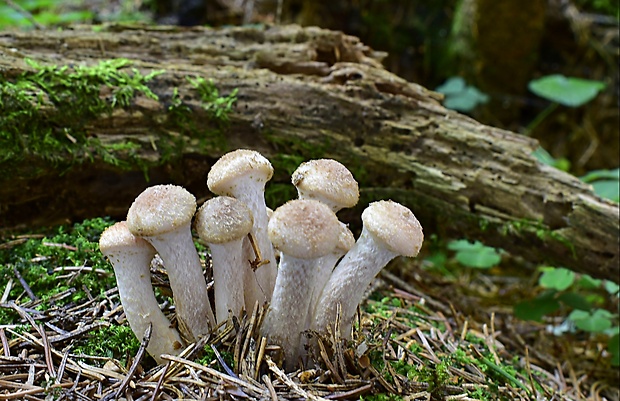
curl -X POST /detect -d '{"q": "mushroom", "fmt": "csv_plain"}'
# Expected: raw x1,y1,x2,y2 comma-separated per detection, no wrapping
307,223,355,323
290,159,359,328
126,184,215,341
262,199,341,370
207,149,277,310
312,200,424,338
194,196,254,324
99,221,184,363
291,159,359,213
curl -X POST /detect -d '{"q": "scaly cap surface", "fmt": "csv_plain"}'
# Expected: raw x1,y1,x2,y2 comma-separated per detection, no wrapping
362,200,424,257
126,185,196,237
268,199,340,259
292,159,359,211
195,196,254,244
207,149,273,196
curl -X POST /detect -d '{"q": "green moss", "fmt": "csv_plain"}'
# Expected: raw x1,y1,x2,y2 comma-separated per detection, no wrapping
164,77,236,157
0,217,116,316
197,344,235,370
73,323,141,366
0,59,161,169
0,58,238,178
361,292,540,399
499,218,575,255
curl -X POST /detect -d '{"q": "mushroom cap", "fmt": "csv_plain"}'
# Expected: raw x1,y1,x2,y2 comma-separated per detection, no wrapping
268,199,340,259
207,149,274,196
335,223,355,255
362,200,424,257
99,221,155,256
195,196,254,244
291,159,359,211
126,185,197,237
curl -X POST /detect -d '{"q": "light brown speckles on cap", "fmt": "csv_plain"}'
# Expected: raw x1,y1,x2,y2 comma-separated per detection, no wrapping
362,200,424,257
99,221,150,254
126,185,196,237
207,149,274,196
195,196,254,244
268,199,340,259
292,159,359,211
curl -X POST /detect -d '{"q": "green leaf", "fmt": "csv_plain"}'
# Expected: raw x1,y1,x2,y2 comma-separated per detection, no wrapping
528,74,606,107
580,168,619,202
435,77,466,95
514,291,561,322
604,280,620,296
578,274,602,290
581,168,620,183
609,333,619,367
531,146,571,172
591,180,619,202
568,309,613,332
538,267,575,291
557,292,592,311
447,240,501,269
436,77,489,112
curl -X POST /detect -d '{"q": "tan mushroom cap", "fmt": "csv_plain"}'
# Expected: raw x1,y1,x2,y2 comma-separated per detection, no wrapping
291,159,359,211
195,197,254,244
207,149,274,196
362,200,424,257
335,223,355,255
268,199,340,259
99,221,152,254
126,185,197,237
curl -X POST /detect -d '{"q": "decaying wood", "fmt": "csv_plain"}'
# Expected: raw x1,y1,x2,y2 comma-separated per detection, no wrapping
0,24,617,281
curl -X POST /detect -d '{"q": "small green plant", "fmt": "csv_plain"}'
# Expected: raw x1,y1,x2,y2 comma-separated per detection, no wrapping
447,239,502,269
525,74,606,136
533,147,618,203
529,74,606,108
435,77,489,113
580,168,620,203
531,146,571,172
514,266,619,366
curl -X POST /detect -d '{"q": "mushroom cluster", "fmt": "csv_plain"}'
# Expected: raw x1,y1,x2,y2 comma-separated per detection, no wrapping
99,149,424,371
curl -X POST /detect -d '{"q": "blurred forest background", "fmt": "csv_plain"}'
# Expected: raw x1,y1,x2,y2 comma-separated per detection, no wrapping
1,0,618,185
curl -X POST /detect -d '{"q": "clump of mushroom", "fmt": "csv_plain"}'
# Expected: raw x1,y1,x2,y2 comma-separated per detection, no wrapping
100,149,424,371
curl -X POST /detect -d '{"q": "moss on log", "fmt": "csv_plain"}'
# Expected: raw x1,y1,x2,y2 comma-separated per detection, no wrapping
0,24,617,282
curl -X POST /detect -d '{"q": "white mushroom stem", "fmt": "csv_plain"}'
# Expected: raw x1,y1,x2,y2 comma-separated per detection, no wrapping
126,185,216,341
99,222,184,364
207,149,277,310
194,196,253,325
262,199,340,371
306,223,355,328
313,200,424,338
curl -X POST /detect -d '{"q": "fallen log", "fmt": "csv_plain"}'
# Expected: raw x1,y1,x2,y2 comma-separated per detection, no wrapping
0,24,617,281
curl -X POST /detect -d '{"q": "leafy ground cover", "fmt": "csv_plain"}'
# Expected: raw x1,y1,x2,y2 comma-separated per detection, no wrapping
0,218,617,400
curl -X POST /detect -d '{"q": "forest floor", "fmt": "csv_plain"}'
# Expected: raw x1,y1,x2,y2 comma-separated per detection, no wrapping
0,218,618,400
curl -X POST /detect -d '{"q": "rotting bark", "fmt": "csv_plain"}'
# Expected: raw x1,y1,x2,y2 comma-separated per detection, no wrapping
0,24,617,282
